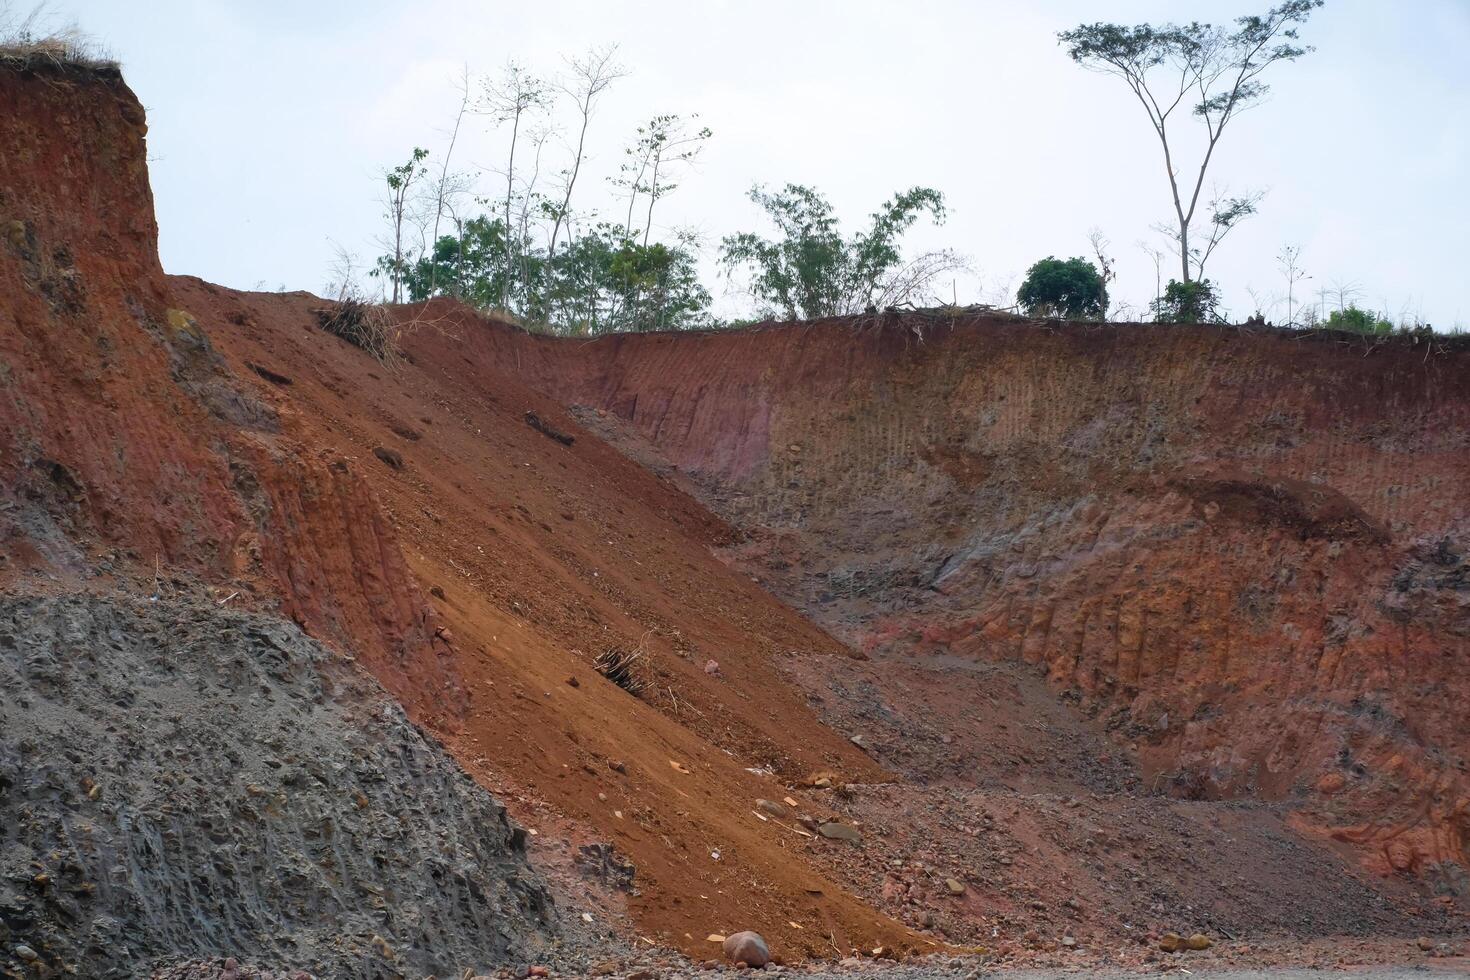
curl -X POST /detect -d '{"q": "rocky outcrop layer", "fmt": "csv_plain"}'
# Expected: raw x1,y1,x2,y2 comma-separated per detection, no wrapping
0,594,554,978
466,313,1470,893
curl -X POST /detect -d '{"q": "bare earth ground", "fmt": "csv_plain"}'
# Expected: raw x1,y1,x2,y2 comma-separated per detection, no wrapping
778,649,1463,957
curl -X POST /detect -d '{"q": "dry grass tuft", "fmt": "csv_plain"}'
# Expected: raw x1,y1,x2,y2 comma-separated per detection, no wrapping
314,298,403,365
0,5,117,71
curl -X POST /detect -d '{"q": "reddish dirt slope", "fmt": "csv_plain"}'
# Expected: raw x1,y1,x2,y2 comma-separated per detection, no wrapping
0,60,454,713
0,61,923,961
453,312,1470,897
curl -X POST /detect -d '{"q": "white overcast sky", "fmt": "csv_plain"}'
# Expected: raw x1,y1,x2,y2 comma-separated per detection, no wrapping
51,0,1470,327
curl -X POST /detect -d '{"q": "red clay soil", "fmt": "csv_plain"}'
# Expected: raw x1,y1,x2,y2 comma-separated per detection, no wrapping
445,308,1470,898
0,62,923,962
5,59,1468,973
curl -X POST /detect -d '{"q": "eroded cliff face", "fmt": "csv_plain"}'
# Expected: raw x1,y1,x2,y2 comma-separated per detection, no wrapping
482,314,1470,893
0,61,454,709
0,63,928,961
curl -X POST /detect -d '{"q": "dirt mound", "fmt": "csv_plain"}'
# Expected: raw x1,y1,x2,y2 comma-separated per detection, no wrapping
0,593,554,978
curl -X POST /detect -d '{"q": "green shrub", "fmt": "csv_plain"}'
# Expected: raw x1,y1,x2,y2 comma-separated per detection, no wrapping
1016,256,1108,319
1151,279,1221,323
1323,305,1395,335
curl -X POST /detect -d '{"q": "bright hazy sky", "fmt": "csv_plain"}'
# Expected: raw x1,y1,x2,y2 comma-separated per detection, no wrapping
54,1,1470,327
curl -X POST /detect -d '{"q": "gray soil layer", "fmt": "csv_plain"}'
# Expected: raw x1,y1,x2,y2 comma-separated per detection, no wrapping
0,594,557,979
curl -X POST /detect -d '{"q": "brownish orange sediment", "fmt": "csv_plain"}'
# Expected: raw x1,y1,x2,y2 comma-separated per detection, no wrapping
0,61,921,960
455,308,1470,886
3,59,1466,967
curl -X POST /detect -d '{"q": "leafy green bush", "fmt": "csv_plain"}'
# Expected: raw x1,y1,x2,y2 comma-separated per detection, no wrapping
1016,256,1108,319
1151,279,1221,323
1323,305,1395,335
719,184,963,320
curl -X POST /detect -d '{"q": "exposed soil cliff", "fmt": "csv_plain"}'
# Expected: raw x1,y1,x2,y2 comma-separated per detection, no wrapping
0,61,450,710
3,56,1466,974
0,61,923,963
464,312,1470,897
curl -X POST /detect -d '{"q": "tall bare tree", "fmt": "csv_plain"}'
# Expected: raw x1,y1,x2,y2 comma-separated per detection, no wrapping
626,114,712,246
1277,243,1309,326
481,61,549,307
546,45,626,259
380,147,429,303
427,67,472,295
1060,2,1323,284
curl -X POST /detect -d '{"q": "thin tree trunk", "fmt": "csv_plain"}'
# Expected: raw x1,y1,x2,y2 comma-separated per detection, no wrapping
502,109,520,309
642,152,661,248
429,72,469,295
392,188,404,303
548,106,590,258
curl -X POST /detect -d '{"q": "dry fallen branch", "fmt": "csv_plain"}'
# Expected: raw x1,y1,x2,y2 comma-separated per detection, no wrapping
594,647,647,697
313,299,402,365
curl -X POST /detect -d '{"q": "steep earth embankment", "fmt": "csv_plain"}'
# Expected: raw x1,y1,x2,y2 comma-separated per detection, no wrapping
0,58,451,714
0,59,925,966
453,311,1470,899
4,53,1465,975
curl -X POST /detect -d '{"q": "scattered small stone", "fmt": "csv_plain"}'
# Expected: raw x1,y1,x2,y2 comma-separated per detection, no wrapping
1186,933,1212,950
756,798,792,819
14,945,38,962
705,659,721,676
609,759,627,774
1159,933,1183,952
818,821,861,842
1416,936,1435,951
566,676,580,688
429,585,446,599
371,446,403,469
723,930,770,968
945,877,966,896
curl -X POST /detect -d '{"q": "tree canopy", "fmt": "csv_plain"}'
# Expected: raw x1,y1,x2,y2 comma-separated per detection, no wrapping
719,184,963,321
1059,2,1322,284
1017,257,1109,320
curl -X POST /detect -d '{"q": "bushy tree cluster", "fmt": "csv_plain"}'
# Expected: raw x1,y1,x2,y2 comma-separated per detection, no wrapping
367,49,958,335
356,5,1454,337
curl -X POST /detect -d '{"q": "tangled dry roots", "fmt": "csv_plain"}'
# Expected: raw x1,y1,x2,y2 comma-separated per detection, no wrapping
594,647,647,697
314,299,400,363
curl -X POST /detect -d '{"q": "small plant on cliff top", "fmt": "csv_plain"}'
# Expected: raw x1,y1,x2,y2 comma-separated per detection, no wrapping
1323,305,1396,335
0,4,114,69
1016,256,1109,320
1151,278,1223,323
